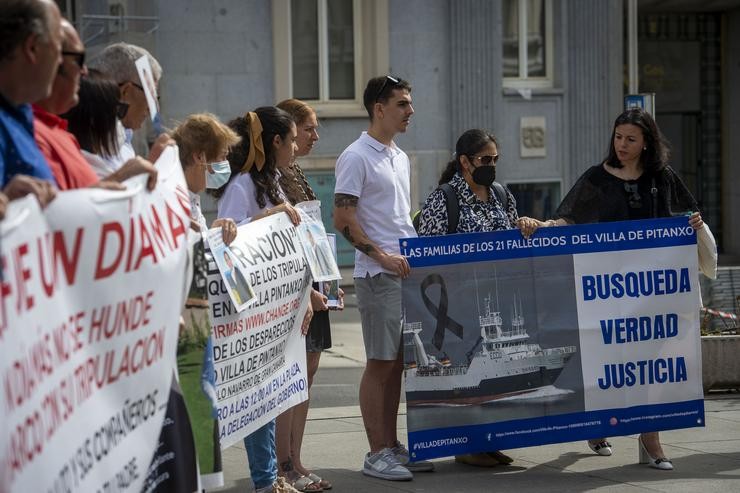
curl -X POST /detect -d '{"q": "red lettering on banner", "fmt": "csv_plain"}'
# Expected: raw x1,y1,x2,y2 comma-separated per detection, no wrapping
3,333,54,413
165,202,186,249
94,222,125,280
125,216,136,272
0,254,11,338
87,292,153,344
94,201,187,279
133,216,158,270
148,204,172,256
8,409,44,479
37,229,84,298
174,184,192,217
51,311,86,363
74,328,165,406
41,373,75,440
15,243,34,313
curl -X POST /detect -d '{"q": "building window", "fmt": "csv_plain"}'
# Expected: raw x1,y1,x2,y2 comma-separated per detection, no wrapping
291,0,356,101
274,0,389,117
502,0,553,88
507,181,561,220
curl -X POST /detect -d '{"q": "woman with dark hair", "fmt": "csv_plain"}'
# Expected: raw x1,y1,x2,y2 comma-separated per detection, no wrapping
216,106,312,493
214,106,300,225
274,98,340,492
417,128,540,467
63,69,132,176
418,128,532,237
526,108,701,227
522,108,711,470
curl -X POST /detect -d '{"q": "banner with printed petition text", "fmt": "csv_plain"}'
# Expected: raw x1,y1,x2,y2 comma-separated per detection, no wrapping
206,212,311,449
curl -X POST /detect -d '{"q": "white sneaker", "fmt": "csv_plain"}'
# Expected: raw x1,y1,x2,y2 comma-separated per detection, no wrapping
391,441,435,472
363,448,413,481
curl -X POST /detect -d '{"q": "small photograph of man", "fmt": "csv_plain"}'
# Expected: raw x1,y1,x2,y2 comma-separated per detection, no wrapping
221,249,254,307
298,221,340,282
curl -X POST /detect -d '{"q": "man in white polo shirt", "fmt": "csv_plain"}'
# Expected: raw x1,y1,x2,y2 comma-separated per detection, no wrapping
334,75,434,481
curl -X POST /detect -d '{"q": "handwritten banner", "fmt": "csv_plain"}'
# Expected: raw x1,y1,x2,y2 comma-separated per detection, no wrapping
0,147,190,492
399,217,703,460
206,212,311,449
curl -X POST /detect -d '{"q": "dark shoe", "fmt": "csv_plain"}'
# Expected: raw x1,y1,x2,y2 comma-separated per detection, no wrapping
486,450,514,465
455,453,500,467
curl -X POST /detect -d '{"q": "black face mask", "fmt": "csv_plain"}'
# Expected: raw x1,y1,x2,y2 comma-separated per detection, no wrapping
471,164,496,187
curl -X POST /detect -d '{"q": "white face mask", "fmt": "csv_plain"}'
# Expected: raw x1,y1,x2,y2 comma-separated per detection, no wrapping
205,160,231,189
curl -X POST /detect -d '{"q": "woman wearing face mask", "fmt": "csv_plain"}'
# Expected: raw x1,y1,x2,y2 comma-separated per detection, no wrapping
418,129,535,238
169,113,240,490
211,106,311,493
417,129,542,467
172,112,240,241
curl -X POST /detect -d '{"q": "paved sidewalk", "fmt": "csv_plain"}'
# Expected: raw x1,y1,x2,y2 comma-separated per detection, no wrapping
214,290,740,492
216,395,740,492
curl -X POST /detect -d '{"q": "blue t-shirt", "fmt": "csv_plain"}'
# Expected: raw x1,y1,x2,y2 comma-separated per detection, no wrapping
0,95,55,188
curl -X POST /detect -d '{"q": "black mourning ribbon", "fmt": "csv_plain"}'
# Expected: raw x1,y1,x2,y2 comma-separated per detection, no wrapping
420,274,464,350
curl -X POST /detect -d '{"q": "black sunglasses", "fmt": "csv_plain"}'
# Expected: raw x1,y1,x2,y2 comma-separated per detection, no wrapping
375,75,400,103
62,50,85,68
624,182,642,209
470,154,499,166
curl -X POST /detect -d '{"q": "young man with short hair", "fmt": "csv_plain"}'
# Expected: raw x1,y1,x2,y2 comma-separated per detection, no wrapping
334,75,434,481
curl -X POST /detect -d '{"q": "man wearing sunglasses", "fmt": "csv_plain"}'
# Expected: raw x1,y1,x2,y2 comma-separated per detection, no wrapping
32,20,158,191
32,19,97,190
334,75,434,481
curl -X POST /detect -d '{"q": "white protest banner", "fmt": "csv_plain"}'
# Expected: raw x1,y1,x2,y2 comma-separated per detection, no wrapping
399,217,703,460
206,212,311,449
0,146,190,492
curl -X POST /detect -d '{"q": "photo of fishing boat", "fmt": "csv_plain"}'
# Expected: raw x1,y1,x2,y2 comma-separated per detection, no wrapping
404,291,577,406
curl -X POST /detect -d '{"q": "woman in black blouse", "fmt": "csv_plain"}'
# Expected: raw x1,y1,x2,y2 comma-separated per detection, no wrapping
522,108,707,470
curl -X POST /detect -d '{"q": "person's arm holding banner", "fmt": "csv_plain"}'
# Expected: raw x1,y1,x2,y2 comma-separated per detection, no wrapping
103,156,159,190
255,201,301,225
148,133,176,163
0,191,7,219
3,174,57,208
334,193,410,279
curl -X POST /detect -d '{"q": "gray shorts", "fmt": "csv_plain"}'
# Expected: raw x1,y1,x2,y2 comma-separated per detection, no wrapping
355,273,403,361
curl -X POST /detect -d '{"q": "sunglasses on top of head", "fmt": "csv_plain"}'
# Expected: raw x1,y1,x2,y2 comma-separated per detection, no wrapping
374,75,400,103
